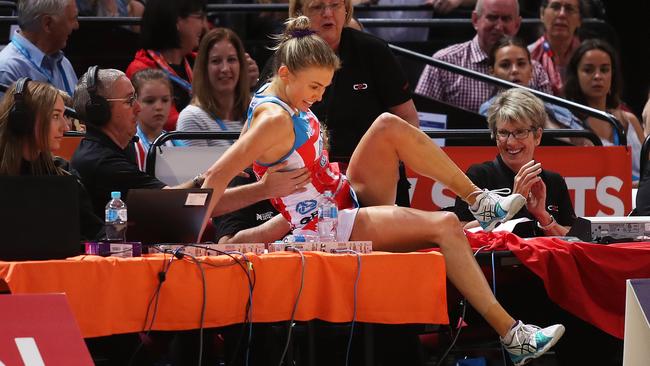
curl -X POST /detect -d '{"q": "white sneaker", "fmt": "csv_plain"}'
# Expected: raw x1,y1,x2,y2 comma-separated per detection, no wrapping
469,188,526,231
501,320,565,366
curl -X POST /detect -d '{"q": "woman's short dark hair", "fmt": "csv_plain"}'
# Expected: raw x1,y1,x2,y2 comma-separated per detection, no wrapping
487,36,530,68
564,38,622,109
140,0,207,50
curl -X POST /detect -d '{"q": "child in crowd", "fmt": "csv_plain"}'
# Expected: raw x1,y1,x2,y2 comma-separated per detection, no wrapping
131,69,185,171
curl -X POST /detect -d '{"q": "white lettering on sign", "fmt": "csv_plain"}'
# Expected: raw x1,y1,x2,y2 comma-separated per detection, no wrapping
432,182,455,209
596,176,624,216
565,177,596,217
15,337,45,366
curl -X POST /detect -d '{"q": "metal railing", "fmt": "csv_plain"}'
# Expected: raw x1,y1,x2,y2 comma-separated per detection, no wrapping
390,44,626,146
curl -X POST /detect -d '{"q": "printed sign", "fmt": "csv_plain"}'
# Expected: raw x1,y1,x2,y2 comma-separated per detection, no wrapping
407,146,632,217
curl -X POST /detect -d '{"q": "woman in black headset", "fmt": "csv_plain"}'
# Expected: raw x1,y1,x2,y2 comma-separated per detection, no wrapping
0,79,103,240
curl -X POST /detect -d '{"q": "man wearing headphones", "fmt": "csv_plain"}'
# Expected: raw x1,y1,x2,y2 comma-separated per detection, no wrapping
71,67,310,221
0,0,79,98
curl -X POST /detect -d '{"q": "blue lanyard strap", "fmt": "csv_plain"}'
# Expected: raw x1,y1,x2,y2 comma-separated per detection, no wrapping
10,35,72,95
215,117,227,130
136,126,152,151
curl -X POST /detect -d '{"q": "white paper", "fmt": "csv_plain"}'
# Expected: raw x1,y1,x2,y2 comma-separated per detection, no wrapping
185,193,209,206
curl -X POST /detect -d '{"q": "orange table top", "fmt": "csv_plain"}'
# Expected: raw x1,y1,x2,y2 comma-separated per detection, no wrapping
0,251,448,338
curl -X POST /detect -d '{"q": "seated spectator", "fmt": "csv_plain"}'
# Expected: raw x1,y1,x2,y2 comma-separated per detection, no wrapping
126,0,259,131
0,79,103,240
415,0,552,112
528,0,583,96
0,0,79,97
125,0,207,131
131,69,185,171
564,39,644,181
177,28,250,147
76,0,145,32
455,88,576,236
479,36,585,134
71,67,309,220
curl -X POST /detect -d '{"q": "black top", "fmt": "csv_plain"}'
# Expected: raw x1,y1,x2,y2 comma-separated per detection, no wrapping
17,158,104,240
453,155,576,229
169,62,192,113
258,28,412,159
212,167,280,241
71,126,166,219
311,27,412,159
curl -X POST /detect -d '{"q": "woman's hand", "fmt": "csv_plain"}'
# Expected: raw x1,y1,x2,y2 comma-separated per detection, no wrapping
526,179,548,220
245,53,260,87
512,160,542,198
258,161,311,199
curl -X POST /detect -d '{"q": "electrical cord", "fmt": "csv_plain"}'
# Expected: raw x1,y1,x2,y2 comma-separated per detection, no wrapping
127,247,180,366
176,250,208,366
333,249,361,366
186,245,255,366
278,247,306,366
435,245,489,366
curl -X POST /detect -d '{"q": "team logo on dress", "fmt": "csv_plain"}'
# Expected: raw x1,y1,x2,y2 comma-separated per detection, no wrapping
319,155,327,167
296,200,318,215
353,83,368,90
547,205,559,212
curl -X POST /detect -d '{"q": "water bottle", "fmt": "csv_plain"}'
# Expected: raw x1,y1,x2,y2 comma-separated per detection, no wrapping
105,191,127,241
317,190,338,242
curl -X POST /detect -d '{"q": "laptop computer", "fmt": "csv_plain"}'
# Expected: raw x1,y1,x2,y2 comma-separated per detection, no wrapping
125,188,213,245
0,175,81,261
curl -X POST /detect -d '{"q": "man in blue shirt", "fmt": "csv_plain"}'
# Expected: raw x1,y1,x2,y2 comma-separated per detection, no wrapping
0,0,79,97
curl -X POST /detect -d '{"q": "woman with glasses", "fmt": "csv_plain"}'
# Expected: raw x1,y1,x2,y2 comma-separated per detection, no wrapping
480,36,587,145
455,88,576,236
528,0,584,96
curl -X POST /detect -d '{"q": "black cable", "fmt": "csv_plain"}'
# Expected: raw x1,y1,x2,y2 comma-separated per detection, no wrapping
127,248,179,366
278,247,306,366
435,245,489,366
178,251,208,366
333,249,362,366
186,245,255,366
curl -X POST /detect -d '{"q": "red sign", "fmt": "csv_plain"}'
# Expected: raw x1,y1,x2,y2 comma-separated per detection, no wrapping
0,294,93,366
407,146,632,217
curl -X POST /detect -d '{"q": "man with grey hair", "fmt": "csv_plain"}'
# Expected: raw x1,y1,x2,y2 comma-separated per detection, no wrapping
71,67,310,224
0,0,79,97
415,0,552,112
453,88,576,236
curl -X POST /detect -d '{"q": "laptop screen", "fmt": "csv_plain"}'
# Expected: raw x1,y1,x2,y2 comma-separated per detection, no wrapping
0,175,81,261
125,188,213,245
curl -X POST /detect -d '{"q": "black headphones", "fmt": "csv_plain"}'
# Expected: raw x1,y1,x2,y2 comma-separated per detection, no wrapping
8,77,35,136
85,65,111,126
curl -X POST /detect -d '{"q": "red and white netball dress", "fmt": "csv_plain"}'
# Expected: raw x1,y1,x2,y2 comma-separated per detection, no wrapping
248,85,359,240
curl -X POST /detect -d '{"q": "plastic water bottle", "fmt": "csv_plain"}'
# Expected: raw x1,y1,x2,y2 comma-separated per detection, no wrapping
318,190,338,242
105,191,127,241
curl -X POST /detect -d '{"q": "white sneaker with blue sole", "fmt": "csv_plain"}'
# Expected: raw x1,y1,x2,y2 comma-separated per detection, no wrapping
501,320,565,366
469,188,526,231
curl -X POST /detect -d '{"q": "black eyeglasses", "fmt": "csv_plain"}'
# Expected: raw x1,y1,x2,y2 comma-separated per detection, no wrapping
495,128,535,141
106,94,138,107
306,2,344,15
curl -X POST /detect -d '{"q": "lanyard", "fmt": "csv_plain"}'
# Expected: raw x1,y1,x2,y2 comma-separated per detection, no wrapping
146,50,193,92
215,117,227,130
10,35,73,95
136,126,151,151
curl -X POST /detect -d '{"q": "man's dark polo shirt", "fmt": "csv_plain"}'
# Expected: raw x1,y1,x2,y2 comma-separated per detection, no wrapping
71,127,165,218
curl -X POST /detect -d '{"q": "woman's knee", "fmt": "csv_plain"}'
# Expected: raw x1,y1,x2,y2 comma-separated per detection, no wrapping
430,211,465,238
371,112,406,134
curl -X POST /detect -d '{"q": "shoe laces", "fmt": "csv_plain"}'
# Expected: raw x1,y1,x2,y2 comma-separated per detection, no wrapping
511,322,542,346
484,188,512,198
